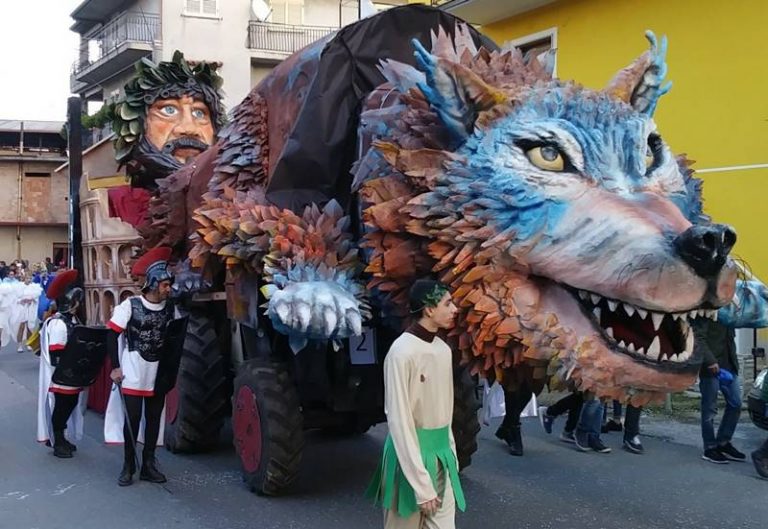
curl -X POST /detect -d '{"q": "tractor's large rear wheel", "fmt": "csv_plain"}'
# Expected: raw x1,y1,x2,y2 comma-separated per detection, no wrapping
233,359,304,495
165,311,229,452
452,367,481,471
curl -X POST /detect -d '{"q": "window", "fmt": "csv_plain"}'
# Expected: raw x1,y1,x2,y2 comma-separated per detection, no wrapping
506,27,557,76
184,0,219,17
270,0,304,25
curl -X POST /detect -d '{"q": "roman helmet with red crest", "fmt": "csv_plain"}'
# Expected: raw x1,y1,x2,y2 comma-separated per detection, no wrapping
131,247,174,292
46,269,83,313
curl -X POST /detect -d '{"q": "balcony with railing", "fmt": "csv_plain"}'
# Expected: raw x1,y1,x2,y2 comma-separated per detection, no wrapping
247,21,337,60
71,12,160,91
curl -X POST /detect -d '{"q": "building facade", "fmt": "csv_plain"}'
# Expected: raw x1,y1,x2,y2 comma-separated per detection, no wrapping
69,0,410,116
0,120,69,264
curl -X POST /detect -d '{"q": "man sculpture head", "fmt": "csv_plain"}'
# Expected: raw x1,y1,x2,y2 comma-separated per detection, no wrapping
111,51,226,187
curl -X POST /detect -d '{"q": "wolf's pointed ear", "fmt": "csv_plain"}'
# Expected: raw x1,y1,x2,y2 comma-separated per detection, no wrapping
412,38,507,147
605,31,672,117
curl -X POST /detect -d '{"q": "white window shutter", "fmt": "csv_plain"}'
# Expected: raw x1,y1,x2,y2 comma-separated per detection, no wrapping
186,0,202,13
202,0,218,15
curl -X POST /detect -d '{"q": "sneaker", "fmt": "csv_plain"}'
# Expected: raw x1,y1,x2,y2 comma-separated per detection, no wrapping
589,437,612,454
17,345,24,354
623,435,644,454
718,442,746,462
702,448,729,464
538,406,554,434
601,419,623,433
560,430,576,444
752,450,768,479
574,432,591,452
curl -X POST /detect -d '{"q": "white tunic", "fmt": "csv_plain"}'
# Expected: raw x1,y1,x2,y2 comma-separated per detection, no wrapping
382,328,459,529
103,296,173,445
36,315,87,444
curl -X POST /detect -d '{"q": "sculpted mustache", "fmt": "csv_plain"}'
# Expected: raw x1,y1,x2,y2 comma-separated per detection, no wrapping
162,137,209,155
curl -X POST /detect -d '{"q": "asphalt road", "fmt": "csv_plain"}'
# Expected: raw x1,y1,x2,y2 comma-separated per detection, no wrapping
1,344,766,529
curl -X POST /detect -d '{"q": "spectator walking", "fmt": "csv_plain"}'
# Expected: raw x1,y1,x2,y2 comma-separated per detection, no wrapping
539,391,583,444
694,319,745,464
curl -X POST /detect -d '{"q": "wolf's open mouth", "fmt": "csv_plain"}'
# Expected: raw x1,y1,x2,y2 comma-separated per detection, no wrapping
569,288,718,365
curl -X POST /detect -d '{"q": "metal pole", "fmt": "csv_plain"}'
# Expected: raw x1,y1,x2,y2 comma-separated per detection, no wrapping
16,121,24,260
67,97,84,274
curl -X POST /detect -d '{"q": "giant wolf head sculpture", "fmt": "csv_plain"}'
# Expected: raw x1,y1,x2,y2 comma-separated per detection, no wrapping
359,29,738,404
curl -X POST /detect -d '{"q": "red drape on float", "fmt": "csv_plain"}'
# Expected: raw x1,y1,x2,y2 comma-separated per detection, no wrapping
107,186,151,228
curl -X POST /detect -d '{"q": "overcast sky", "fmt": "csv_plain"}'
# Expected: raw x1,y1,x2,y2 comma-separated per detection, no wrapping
0,1,81,122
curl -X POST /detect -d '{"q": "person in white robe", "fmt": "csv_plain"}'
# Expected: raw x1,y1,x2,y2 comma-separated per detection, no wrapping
367,280,465,529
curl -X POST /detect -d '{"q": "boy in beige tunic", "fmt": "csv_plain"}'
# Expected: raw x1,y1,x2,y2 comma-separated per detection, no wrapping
367,280,465,529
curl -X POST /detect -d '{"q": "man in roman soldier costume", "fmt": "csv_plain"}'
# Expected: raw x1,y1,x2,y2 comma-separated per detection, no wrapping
104,247,186,486
367,280,465,529
36,269,86,458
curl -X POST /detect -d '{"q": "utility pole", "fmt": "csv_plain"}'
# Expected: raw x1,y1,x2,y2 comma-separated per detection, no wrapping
67,96,84,274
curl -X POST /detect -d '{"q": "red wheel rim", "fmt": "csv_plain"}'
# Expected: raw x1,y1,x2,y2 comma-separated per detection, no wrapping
234,385,262,474
165,386,179,425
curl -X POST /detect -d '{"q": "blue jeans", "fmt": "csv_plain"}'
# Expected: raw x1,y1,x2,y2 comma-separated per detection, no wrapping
700,375,742,450
576,398,604,441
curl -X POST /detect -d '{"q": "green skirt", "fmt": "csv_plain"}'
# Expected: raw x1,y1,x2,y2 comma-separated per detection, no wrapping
365,426,466,518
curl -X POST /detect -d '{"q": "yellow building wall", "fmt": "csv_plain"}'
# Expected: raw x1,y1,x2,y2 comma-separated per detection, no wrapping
483,0,768,280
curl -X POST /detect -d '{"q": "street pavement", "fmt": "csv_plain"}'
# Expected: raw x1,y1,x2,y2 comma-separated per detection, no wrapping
1,343,766,529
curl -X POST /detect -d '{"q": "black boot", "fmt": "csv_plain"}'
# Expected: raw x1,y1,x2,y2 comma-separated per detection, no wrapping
140,451,167,483
118,459,136,487
119,446,136,487
52,431,73,459
506,425,524,456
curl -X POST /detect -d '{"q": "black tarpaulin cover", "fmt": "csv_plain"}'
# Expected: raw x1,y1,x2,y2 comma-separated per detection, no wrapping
264,4,497,211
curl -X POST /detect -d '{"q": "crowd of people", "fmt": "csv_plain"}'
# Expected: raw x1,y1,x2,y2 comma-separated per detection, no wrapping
0,258,61,353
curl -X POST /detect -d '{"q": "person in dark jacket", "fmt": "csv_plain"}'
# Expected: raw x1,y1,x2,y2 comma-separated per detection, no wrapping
752,380,768,478
693,319,745,464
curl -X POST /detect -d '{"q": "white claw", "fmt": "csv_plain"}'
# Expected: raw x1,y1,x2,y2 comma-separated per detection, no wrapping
607,300,618,312
680,319,690,336
593,307,602,323
712,310,718,321
590,294,601,305
651,312,664,331
323,309,338,336
638,347,646,355
677,349,692,362
685,330,694,353
618,340,627,349
627,342,637,353
297,304,311,332
347,310,363,336
605,327,614,339
636,308,648,319
623,304,636,317
647,336,661,360
579,290,589,301
275,302,291,325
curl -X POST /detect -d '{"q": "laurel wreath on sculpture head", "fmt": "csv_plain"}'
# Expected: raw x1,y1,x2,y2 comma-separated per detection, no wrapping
110,50,226,166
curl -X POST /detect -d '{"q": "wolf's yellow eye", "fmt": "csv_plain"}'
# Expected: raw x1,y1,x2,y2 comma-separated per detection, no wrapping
526,145,565,171
645,146,655,170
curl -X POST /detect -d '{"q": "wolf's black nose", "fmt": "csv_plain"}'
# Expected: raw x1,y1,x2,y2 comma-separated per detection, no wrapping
674,224,736,278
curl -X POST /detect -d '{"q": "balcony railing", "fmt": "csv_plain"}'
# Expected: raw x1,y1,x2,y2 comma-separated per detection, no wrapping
247,21,337,54
72,12,160,75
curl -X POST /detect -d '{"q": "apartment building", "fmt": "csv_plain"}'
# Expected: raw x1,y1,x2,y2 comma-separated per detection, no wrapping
0,121,69,264
69,0,411,116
